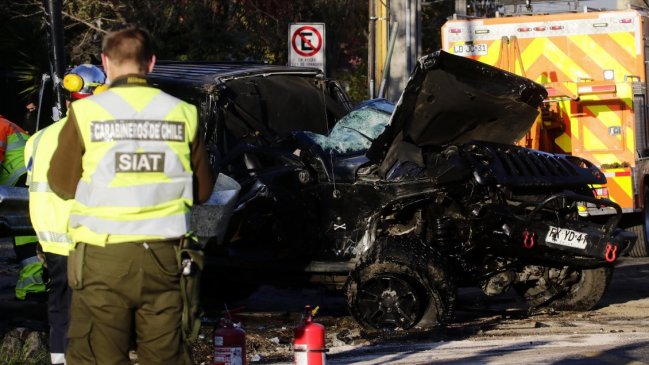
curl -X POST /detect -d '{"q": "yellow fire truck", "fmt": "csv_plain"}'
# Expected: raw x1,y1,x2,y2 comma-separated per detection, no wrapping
442,9,649,256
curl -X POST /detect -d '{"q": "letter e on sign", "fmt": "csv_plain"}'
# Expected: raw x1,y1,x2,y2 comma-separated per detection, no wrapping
289,23,326,74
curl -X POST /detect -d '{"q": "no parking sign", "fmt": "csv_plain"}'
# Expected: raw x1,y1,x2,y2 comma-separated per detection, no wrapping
289,23,325,73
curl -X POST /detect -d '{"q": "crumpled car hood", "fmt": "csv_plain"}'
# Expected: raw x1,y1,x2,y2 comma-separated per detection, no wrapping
367,50,547,162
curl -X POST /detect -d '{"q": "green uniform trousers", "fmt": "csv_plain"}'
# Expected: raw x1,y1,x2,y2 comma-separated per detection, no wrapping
66,241,192,365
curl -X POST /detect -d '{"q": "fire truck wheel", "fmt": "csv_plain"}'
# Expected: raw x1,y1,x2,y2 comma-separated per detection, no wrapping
546,267,612,311
515,266,612,311
635,185,649,257
628,224,647,257
344,236,455,332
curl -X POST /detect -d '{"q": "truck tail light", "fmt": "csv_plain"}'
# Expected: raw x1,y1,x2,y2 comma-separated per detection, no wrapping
594,187,609,199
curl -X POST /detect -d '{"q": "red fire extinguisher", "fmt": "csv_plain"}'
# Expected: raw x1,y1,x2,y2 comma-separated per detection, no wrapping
214,317,246,365
294,305,326,365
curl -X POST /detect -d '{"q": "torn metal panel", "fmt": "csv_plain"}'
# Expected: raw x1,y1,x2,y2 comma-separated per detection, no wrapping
368,50,547,166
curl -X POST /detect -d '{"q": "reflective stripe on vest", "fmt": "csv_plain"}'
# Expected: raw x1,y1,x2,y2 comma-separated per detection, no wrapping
26,120,74,255
29,181,51,193
7,135,26,151
69,85,197,244
69,212,190,236
50,353,65,365
75,176,192,207
16,274,45,288
36,230,72,245
20,256,41,266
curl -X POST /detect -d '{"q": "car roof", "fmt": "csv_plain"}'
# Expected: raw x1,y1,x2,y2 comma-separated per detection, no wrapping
148,61,324,88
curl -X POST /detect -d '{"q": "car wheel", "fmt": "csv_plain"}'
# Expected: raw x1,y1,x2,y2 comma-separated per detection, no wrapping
345,236,455,332
515,266,612,311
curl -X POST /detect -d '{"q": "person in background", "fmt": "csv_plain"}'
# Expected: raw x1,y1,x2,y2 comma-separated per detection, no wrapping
25,64,106,365
48,25,214,364
0,114,29,187
0,113,43,301
23,93,38,134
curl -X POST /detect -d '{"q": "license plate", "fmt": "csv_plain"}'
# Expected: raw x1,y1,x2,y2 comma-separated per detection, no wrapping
452,43,488,56
545,226,588,249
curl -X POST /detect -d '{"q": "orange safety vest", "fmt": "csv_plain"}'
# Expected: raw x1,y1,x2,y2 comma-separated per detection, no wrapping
0,115,28,186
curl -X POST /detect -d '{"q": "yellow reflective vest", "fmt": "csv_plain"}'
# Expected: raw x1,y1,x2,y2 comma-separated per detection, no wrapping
68,83,198,245
25,119,73,256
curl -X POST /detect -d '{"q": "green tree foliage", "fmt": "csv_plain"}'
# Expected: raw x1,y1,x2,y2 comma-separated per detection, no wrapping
0,1,50,97
421,0,455,54
231,1,369,100
0,1,458,105
1,0,370,101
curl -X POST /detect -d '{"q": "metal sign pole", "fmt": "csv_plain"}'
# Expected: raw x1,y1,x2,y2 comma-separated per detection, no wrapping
42,0,67,121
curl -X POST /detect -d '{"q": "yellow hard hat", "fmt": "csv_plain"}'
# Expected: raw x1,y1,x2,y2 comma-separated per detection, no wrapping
62,73,84,92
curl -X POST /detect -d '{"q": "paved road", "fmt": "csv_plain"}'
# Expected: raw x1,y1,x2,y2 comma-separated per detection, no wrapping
325,332,649,364
3,238,649,364
264,257,649,364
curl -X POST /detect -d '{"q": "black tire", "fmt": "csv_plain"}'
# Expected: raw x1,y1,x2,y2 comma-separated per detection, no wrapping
624,186,649,257
345,236,455,332
515,266,612,311
635,185,649,257
628,224,648,257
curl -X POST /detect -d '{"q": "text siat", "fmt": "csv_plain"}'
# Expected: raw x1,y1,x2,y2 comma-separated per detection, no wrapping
115,152,165,172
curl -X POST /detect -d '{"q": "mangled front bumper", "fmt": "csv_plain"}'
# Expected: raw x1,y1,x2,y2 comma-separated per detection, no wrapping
516,192,636,262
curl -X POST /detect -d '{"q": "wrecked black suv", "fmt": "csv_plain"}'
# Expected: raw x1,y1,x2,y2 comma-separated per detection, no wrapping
147,51,636,332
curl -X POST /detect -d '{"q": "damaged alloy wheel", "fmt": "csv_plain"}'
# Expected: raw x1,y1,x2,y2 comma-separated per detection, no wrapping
349,265,429,330
345,236,455,332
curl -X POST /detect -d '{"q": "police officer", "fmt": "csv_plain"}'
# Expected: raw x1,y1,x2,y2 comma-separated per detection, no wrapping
25,64,106,365
0,114,44,301
48,26,214,364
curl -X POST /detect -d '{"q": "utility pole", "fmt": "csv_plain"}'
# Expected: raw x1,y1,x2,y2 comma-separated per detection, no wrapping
368,0,422,101
42,0,67,121
368,0,376,99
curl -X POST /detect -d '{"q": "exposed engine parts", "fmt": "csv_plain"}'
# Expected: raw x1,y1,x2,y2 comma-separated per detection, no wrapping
344,141,635,332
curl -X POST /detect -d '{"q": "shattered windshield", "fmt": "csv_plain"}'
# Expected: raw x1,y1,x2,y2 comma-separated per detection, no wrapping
302,101,392,154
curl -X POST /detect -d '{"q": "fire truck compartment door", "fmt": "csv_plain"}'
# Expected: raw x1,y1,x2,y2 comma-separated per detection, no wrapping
572,100,628,154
